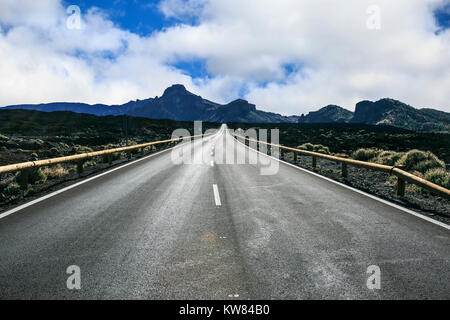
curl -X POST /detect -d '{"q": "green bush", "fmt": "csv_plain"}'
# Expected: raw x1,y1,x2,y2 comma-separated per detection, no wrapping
82,160,97,168
352,148,381,162
42,164,68,179
376,151,404,166
424,168,450,189
297,143,314,151
314,145,330,154
49,147,61,157
72,145,94,154
68,165,77,173
16,168,47,185
297,143,330,154
25,187,36,197
143,146,155,153
31,169,47,184
4,183,20,196
396,150,445,174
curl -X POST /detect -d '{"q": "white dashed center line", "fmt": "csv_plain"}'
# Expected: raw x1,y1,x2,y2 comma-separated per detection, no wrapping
213,184,221,206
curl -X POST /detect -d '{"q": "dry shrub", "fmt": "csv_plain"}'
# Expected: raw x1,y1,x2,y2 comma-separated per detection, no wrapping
396,150,445,174
352,148,381,162
42,164,69,180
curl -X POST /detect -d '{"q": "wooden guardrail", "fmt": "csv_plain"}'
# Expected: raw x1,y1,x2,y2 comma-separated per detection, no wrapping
0,133,207,193
232,133,450,200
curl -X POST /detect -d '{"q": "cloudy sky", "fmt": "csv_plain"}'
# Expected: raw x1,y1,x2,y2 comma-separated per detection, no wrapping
1,0,449,115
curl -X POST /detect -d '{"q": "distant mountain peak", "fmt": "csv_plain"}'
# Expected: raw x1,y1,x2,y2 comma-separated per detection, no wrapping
229,98,249,104
162,84,189,96
322,104,342,109
226,99,256,111
299,104,353,123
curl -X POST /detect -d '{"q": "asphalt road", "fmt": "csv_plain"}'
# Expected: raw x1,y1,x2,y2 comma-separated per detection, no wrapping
0,125,449,299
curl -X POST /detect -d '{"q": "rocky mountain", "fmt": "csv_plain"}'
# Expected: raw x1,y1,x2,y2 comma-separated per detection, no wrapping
297,98,450,132
351,98,450,132
205,99,301,123
129,84,220,121
2,85,449,131
2,84,297,123
2,98,154,116
298,105,353,123
129,85,302,123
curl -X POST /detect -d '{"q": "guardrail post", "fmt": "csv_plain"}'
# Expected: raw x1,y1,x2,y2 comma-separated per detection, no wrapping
17,169,29,198
397,177,406,197
108,154,113,165
76,161,84,177
312,156,317,169
341,163,348,178
293,152,297,163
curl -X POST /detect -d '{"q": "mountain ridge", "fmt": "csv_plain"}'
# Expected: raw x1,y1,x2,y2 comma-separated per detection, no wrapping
2,84,449,131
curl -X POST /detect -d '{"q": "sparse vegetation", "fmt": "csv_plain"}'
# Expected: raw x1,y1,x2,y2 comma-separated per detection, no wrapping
72,145,94,154
424,168,450,189
297,143,330,154
228,122,450,200
227,122,450,164
352,148,381,162
375,151,404,166
82,160,97,169
396,150,445,174
41,164,69,180
351,148,449,189
15,168,47,185
3,183,20,197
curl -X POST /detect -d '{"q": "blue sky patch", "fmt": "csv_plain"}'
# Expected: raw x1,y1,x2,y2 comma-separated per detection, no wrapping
62,0,177,36
434,2,450,31
172,58,211,78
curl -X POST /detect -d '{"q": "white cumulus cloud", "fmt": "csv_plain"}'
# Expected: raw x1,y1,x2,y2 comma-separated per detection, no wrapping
0,0,449,115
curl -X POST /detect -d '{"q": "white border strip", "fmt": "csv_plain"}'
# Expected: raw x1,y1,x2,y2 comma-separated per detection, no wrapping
231,131,450,231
